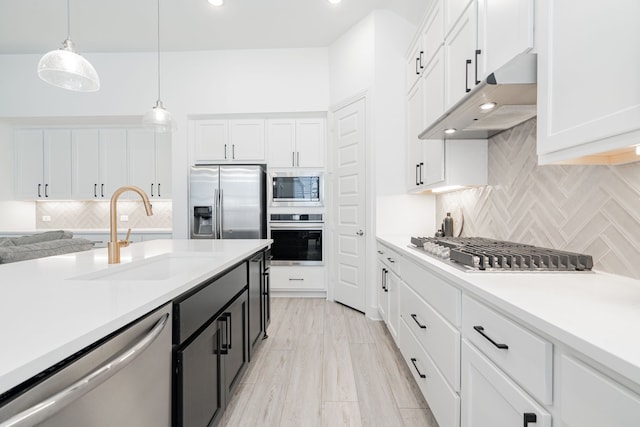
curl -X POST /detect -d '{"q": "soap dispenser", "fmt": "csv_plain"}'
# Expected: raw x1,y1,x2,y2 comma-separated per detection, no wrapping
443,212,453,237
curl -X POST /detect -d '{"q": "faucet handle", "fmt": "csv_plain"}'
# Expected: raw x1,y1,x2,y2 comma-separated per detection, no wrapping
119,228,132,248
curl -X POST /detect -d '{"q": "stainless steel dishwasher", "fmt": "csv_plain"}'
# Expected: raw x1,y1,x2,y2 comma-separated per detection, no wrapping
0,303,172,427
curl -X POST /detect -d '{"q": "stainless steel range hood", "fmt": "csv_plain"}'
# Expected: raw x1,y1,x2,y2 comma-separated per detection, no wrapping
418,53,537,140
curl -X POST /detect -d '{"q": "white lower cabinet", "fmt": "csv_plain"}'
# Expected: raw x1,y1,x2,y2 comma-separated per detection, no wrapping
399,317,460,427
376,243,401,341
270,266,325,292
461,340,551,427
559,355,640,427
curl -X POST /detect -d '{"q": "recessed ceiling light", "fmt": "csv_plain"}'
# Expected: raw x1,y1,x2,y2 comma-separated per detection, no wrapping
208,0,223,6
480,102,497,110
328,0,342,4
636,145,640,156
444,128,456,134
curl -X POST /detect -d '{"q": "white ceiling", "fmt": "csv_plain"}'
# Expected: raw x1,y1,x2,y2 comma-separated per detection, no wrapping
0,0,428,54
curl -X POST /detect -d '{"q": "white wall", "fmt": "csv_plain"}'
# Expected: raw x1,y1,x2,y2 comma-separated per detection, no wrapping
0,48,330,236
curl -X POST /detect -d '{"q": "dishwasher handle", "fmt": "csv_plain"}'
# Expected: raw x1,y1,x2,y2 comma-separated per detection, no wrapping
0,313,170,427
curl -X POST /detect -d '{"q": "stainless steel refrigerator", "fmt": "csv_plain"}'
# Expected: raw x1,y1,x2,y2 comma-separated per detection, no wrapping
189,165,267,239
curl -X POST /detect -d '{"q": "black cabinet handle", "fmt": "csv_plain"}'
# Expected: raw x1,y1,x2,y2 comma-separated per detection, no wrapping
465,59,472,93
94,184,97,198
232,144,236,160
410,358,426,378
415,57,420,75
523,413,537,426
218,317,228,355
292,152,296,167
38,184,42,198
411,314,427,329
101,184,104,198
419,162,424,184
224,144,228,159
475,49,482,84
387,257,395,263
44,183,49,198
473,326,509,349
419,50,424,70
226,313,232,350
377,250,383,254
150,183,154,197
157,183,161,198
415,164,420,186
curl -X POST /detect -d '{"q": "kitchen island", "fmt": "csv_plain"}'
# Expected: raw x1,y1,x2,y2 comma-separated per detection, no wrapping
0,238,271,395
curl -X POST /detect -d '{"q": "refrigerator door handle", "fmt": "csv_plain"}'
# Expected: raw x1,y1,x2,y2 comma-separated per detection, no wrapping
219,189,224,238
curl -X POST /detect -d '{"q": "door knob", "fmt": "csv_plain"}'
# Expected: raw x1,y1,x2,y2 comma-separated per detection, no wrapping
356,230,364,236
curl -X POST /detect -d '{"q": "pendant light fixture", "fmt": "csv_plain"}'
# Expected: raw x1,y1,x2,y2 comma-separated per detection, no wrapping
142,0,176,133
37,0,100,92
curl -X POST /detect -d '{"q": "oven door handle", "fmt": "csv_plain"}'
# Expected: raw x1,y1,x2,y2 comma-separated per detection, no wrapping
269,223,324,230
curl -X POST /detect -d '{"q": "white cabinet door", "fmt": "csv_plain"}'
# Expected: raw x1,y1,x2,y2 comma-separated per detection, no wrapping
14,130,44,199
72,129,101,199
99,129,128,199
127,129,156,197
194,120,229,162
43,130,72,199
407,80,425,190
476,0,534,83
406,40,424,93
537,0,640,164
377,259,388,322
296,118,325,168
445,0,473,38
154,132,172,198
445,4,476,110
229,120,265,161
422,48,446,187
386,268,400,341
559,355,640,427
461,340,551,427
267,119,296,167
421,0,445,66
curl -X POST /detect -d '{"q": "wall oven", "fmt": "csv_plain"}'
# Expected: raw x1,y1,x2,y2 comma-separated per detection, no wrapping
269,214,323,266
269,171,324,207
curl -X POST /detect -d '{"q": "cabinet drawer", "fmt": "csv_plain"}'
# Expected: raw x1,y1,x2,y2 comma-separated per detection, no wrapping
270,266,325,290
402,258,461,326
559,355,640,427
462,295,552,404
376,243,401,276
399,317,460,427
461,340,551,427
400,281,460,391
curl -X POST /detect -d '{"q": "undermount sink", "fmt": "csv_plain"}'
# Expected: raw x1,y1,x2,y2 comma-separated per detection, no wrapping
71,253,214,281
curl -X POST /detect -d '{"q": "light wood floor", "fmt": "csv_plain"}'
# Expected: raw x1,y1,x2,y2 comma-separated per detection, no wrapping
220,298,440,427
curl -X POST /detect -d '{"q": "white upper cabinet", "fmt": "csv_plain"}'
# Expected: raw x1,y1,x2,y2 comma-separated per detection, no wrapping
127,129,171,199
193,119,265,163
194,120,228,162
421,0,445,66
71,129,127,199
265,117,326,168
444,4,476,110
406,39,425,93
407,80,426,190
476,0,534,83
229,119,265,161
445,0,474,38
14,129,72,200
537,0,640,165
295,118,325,168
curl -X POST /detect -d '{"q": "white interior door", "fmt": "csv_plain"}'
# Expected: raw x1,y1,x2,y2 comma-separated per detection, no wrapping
332,97,366,312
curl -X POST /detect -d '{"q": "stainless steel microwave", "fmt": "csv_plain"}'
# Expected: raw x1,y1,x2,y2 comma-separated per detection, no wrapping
269,171,324,207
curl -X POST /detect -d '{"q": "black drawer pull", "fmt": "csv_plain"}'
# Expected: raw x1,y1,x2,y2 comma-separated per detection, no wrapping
411,314,427,329
473,326,508,349
523,413,537,427
410,358,426,378
465,59,472,93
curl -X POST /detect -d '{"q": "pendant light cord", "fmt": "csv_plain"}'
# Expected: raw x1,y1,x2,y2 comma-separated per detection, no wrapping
66,0,71,38
156,0,161,102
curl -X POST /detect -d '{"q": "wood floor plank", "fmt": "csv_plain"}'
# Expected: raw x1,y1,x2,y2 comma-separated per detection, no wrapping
280,334,324,427
344,307,375,344
400,408,440,427
218,382,253,427
322,402,363,427
368,320,428,409
350,343,405,427
323,335,358,402
231,382,288,426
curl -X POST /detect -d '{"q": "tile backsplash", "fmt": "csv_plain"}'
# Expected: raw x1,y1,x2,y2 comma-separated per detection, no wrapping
36,200,172,230
437,118,640,280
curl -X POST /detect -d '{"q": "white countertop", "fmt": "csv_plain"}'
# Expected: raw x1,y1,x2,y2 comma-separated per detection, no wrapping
0,238,270,394
378,235,640,387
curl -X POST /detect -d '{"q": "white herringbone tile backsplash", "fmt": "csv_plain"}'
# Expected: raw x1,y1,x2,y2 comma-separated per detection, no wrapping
36,200,172,229
437,118,640,279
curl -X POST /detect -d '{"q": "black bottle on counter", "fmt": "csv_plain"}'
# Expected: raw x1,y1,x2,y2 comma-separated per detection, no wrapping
443,212,453,237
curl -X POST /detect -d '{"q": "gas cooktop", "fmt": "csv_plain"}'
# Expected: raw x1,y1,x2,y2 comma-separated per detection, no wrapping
410,236,594,272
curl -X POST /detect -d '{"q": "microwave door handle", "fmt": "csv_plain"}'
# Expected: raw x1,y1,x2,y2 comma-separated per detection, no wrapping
0,314,170,427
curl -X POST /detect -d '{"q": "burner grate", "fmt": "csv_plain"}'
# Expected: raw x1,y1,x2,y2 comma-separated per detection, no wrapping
410,237,593,271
